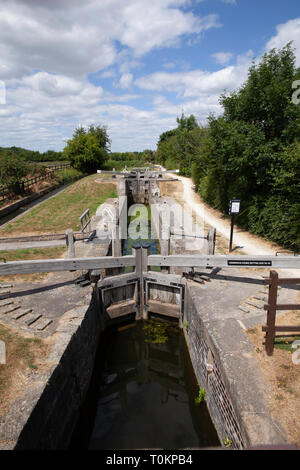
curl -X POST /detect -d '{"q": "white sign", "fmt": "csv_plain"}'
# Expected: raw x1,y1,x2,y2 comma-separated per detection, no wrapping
230,200,240,214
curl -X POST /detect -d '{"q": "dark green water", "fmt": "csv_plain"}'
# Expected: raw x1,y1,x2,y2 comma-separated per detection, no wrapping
70,319,220,450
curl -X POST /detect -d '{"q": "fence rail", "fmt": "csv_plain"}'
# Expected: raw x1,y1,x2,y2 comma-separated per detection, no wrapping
0,163,71,201
0,247,299,276
147,254,300,269
0,255,136,275
262,270,300,355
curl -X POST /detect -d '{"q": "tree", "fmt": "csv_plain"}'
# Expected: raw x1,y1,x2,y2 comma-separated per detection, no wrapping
63,124,111,173
176,113,198,131
0,152,29,194
220,43,300,144
156,114,209,175
191,43,300,251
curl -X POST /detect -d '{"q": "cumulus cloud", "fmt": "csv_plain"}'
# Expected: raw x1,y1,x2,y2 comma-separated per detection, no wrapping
212,51,233,65
0,0,218,79
1,1,297,153
0,0,222,150
266,18,300,66
119,73,134,90
135,51,253,98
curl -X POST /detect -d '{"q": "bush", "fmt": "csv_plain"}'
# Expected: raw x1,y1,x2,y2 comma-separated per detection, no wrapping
0,153,29,194
247,196,300,252
53,168,84,185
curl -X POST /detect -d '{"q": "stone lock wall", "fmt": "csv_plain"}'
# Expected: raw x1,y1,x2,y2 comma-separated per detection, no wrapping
183,281,288,449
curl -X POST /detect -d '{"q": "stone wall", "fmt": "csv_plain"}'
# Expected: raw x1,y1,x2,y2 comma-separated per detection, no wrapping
7,289,103,450
183,281,288,449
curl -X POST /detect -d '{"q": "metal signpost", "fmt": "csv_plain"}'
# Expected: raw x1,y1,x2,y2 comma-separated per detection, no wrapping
229,199,241,252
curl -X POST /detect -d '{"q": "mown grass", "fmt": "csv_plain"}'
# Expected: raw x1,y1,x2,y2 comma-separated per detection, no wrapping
274,336,300,352
52,167,84,186
0,323,48,415
0,246,67,283
0,174,118,236
0,246,66,262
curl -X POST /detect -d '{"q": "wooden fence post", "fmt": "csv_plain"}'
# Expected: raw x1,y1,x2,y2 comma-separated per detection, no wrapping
207,227,216,255
265,270,278,356
65,229,75,258
160,202,170,274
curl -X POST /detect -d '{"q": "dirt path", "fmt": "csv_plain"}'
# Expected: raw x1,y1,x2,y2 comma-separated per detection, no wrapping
161,172,300,447
177,175,279,255
163,173,299,278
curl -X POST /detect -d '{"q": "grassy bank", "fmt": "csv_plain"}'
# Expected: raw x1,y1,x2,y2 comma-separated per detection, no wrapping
0,246,67,283
0,174,117,236
0,322,49,416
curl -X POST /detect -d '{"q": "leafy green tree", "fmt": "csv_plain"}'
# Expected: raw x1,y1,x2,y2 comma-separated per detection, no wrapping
155,113,208,175
153,44,299,251
0,152,29,194
63,124,111,173
220,43,300,144
176,113,198,131
191,43,300,251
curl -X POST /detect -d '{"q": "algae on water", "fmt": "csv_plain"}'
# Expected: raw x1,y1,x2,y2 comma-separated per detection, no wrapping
142,319,178,344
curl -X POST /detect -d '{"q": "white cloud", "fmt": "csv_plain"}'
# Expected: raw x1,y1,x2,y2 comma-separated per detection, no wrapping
135,51,253,98
0,0,223,150
212,51,233,65
266,17,300,66
119,73,134,90
3,3,297,154
0,0,219,79
221,0,237,5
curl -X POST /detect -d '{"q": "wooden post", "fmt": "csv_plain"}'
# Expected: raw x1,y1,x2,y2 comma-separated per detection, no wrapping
160,203,170,274
134,245,149,320
65,229,75,258
229,214,235,252
134,246,143,320
207,228,216,255
265,270,278,356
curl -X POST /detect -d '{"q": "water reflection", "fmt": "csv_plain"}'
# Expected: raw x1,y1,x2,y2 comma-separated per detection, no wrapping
86,320,219,450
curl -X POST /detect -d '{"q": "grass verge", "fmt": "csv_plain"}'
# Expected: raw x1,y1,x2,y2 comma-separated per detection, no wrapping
246,305,300,447
0,323,49,416
0,174,117,236
0,246,66,283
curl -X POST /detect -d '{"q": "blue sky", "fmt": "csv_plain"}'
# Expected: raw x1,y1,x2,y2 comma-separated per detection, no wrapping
0,0,299,153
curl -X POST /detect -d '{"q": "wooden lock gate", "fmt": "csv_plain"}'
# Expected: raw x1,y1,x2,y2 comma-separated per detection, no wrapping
0,246,299,325
98,245,186,323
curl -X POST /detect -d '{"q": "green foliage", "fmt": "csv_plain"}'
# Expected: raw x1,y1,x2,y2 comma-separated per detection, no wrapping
0,146,64,162
195,388,206,405
155,113,208,175
102,150,154,171
220,43,300,143
175,44,300,252
0,152,29,194
223,437,232,448
63,124,110,173
274,336,300,352
142,319,179,344
52,167,84,185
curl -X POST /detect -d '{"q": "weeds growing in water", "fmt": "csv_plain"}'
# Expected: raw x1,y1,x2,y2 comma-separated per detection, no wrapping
194,388,206,405
142,319,178,344
223,437,232,448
